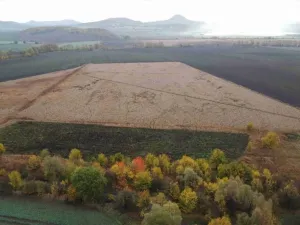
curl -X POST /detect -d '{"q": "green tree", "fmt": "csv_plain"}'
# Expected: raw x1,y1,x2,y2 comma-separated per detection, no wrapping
169,182,180,201
40,149,50,159
179,187,197,213
71,167,107,202
43,156,65,181
217,162,252,184
183,167,202,189
134,171,152,191
142,202,182,225
98,153,108,167
8,171,23,190
115,190,137,211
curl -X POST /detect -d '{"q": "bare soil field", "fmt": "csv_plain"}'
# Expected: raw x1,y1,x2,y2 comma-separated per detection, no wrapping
0,67,80,124
1,62,300,131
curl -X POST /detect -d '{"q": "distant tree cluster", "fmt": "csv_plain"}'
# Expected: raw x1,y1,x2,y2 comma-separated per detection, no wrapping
0,42,104,61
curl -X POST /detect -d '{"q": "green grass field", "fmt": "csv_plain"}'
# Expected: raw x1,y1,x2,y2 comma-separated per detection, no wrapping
0,121,249,159
0,197,121,225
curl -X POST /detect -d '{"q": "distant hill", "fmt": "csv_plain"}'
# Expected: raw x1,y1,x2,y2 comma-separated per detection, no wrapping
0,20,80,31
147,15,200,25
0,21,30,31
77,15,206,37
25,20,80,27
78,18,143,28
19,27,119,43
0,15,207,38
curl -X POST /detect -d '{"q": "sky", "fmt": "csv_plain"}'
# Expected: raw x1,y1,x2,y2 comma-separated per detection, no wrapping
1,0,300,35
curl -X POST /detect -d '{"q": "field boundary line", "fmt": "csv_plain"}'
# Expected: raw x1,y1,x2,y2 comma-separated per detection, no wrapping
18,66,84,112
82,73,300,121
0,66,84,126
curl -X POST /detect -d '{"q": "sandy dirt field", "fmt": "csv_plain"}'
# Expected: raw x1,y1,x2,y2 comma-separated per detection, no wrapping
1,62,300,131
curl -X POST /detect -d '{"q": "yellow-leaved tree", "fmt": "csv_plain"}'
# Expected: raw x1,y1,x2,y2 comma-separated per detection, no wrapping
179,187,197,213
69,148,83,165
0,143,6,156
8,171,23,190
208,217,232,225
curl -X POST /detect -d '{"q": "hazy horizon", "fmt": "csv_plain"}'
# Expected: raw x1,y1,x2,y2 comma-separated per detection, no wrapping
1,0,300,35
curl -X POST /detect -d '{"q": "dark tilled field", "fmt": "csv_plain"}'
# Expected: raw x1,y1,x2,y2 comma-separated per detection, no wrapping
1,46,300,107
0,121,249,159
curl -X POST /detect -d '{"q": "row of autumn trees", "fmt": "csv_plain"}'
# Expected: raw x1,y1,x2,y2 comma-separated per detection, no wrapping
0,143,299,225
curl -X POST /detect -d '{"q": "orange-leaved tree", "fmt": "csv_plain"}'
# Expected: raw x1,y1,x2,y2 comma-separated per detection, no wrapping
132,156,146,173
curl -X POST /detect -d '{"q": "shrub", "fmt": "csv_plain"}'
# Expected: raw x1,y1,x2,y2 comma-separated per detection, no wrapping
208,217,231,225
0,168,7,176
151,167,163,180
71,166,107,202
98,153,108,167
145,153,159,168
22,180,37,195
115,190,137,211
134,171,152,191
261,132,280,149
247,122,254,131
67,185,77,202
246,141,253,151
8,171,23,190
35,181,47,196
209,149,227,169
169,182,180,201
40,149,50,159
27,155,42,170
179,187,197,213
68,148,82,165
50,181,59,197
142,202,182,225
0,143,6,155
279,180,300,209
43,156,65,181
262,169,275,195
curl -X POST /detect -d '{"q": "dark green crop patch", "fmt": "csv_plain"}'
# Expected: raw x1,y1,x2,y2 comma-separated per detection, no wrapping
0,121,249,159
